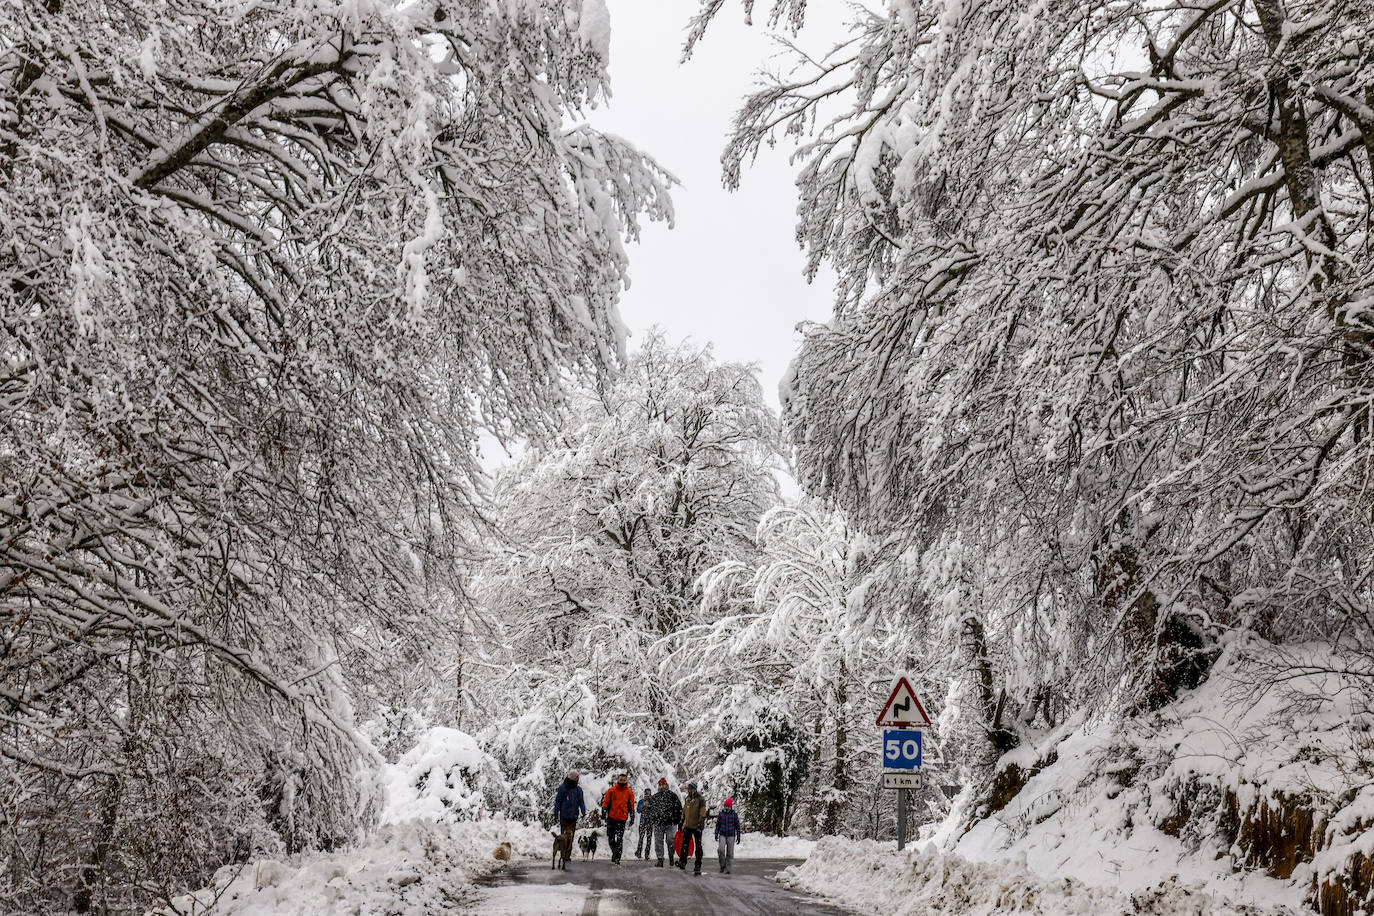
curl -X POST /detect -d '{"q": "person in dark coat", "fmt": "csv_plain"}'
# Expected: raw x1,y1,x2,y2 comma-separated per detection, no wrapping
553,770,586,836
648,777,681,867
714,797,743,873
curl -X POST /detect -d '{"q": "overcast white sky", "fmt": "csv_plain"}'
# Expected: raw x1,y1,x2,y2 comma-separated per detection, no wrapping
592,1,842,409
478,3,847,468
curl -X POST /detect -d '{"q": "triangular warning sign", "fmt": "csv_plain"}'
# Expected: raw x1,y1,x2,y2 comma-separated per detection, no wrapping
876,676,933,728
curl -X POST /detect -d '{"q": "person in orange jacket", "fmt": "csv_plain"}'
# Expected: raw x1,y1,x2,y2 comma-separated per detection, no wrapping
600,773,636,865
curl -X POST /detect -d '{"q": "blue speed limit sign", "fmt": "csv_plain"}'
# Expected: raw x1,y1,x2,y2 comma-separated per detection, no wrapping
883,729,923,770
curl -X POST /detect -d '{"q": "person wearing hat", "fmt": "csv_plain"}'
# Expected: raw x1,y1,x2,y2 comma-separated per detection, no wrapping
714,797,743,874
678,782,707,875
647,777,681,867
553,770,586,837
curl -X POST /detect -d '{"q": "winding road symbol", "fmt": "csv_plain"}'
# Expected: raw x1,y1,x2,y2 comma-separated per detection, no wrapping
876,676,932,728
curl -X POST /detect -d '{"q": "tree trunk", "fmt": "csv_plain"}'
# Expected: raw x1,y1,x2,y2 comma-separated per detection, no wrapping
822,662,850,835
1253,0,1371,442
454,648,464,728
72,775,120,914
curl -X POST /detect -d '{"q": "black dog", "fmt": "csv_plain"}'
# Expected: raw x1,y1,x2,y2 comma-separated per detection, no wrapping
578,830,600,860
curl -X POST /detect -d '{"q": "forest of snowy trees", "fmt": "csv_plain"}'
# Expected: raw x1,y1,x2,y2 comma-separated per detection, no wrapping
4,0,1374,912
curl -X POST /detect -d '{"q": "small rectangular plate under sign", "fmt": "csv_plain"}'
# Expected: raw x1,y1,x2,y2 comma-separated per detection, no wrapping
883,771,920,789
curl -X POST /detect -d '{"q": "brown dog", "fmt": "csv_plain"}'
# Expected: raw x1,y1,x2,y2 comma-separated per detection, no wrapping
492,841,513,861
551,828,573,870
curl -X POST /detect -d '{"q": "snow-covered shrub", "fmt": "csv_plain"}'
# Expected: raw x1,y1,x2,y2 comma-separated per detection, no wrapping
362,705,434,766
381,728,507,825
705,685,811,835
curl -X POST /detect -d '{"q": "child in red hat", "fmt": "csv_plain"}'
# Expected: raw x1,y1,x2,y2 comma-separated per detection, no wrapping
714,797,743,874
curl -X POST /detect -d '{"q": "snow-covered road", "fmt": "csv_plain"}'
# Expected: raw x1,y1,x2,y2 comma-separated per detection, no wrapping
469,856,852,915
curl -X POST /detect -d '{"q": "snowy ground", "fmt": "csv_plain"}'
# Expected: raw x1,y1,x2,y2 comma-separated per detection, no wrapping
778,837,1302,915
154,819,546,915
728,832,816,858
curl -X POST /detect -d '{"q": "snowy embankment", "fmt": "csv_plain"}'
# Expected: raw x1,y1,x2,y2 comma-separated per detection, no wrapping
728,833,816,858
782,634,1371,914
157,728,540,914
157,819,546,916
779,838,1298,915
939,635,1371,912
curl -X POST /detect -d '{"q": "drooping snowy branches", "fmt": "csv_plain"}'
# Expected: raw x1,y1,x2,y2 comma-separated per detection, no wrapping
1,0,671,909
705,0,1374,720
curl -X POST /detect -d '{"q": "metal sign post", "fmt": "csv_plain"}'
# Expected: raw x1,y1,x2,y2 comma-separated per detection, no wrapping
877,676,931,853
897,786,907,851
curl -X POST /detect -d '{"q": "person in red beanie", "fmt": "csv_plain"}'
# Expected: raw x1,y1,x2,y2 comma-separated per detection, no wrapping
714,797,743,874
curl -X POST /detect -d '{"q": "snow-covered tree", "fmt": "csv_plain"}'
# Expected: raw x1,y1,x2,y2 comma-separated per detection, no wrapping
699,502,919,837
0,0,671,909
706,685,811,835
472,333,781,758
479,672,674,826
700,0,1374,729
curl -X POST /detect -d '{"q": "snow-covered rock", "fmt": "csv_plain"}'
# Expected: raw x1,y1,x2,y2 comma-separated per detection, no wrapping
935,635,1369,911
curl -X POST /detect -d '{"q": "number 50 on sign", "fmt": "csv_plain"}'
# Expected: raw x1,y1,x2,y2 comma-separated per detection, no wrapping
883,729,923,770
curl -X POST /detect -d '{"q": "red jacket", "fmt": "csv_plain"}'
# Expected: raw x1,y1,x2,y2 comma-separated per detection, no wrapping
601,784,635,822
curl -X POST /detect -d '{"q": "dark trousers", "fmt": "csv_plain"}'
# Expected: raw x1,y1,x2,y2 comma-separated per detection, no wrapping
558,817,576,835
635,818,652,856
677,827,704,872
607,817,628,862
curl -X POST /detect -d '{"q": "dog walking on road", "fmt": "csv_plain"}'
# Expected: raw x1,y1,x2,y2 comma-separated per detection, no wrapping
551,827,573,870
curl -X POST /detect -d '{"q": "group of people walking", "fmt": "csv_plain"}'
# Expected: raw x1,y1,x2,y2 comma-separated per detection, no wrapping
552,770,744,875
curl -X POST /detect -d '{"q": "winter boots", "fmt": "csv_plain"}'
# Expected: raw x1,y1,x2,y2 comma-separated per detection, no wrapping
655,858,664,867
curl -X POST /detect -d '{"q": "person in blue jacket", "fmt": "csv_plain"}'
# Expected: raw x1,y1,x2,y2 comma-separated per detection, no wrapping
554,770,586,836
714,797,743,873
633,784,653,859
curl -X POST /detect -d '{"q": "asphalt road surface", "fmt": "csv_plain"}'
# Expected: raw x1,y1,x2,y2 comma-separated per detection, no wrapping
468,854,851,915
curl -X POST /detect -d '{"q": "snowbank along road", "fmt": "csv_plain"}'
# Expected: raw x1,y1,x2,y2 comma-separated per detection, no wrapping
469,857,851,915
